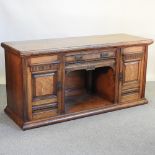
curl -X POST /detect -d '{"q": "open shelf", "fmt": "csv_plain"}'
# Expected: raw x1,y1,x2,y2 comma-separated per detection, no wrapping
65,94,113,113
65,66,115,114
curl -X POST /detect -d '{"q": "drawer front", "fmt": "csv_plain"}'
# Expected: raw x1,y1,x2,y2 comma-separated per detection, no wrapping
65,49,115,64
123,46,144,54
30,55,58,65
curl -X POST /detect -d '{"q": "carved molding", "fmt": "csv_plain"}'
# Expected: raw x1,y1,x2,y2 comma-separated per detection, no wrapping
65,60,115,72
123,52,143,61
30,63,59,72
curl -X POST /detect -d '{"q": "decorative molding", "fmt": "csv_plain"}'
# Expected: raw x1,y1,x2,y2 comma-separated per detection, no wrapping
65,60,115,72
31,63,59,72
123,52,143,61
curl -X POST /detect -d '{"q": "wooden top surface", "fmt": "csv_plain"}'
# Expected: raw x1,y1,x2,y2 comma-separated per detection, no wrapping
1,34,153,56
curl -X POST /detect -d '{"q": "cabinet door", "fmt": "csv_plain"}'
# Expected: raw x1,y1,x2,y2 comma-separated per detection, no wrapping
26,55,62,120
119,46,145,103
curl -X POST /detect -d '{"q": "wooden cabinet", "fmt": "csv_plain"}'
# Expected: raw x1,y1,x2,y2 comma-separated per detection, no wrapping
1,34,153,130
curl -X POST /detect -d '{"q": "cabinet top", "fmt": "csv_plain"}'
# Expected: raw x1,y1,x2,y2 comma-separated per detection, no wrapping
1,34,153,56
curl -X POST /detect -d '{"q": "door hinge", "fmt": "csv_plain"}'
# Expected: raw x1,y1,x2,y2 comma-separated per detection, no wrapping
57,81,62,91
119,72,123,81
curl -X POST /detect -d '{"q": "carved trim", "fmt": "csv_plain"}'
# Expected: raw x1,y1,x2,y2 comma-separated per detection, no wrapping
32,72,55,78
65,60,115,72
31,63,59,72
123,52,143,61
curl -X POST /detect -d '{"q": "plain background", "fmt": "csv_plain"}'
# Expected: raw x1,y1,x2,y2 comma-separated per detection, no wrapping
0,0,155,84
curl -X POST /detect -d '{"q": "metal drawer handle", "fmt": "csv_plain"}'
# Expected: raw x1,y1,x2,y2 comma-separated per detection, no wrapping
100,52,109,58
75,54,83,61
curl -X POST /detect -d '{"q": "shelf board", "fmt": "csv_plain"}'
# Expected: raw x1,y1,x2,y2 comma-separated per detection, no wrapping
65,94,113,114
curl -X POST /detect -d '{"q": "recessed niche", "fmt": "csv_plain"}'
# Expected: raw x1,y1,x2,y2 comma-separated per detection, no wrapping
65,66,115,113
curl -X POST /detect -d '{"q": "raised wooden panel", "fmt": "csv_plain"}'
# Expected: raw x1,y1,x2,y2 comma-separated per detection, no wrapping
121,92,139,102
32,73,57,97
123,61,139,82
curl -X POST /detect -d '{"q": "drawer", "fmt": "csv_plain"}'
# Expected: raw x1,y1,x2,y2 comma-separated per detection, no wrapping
65,49,115,64
29,55,58,65
123,46,144,54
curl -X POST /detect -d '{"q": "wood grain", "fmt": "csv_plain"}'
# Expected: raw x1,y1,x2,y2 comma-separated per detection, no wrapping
33,73,57,97
1,34,153,130
124,61,139,82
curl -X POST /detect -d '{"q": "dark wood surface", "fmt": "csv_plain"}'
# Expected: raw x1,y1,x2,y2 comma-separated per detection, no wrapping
1,34,153,130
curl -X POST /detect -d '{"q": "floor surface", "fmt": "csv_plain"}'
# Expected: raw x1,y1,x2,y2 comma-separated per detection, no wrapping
0,82,155,155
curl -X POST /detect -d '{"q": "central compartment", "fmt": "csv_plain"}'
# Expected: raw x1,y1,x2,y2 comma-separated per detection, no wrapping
65,66,115,113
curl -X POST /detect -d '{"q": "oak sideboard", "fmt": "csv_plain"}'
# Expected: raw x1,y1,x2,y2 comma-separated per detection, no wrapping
1,34,153,130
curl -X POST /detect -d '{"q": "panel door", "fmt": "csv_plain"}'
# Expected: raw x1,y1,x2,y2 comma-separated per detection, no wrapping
119,46,145,103
26,55,62,120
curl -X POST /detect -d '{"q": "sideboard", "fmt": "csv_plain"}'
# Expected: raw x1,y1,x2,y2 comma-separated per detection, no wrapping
1,34,153,130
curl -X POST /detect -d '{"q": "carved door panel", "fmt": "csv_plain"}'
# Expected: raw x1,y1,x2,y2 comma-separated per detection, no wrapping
119,46,145,103
26,55,62,120
32,72,58,103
